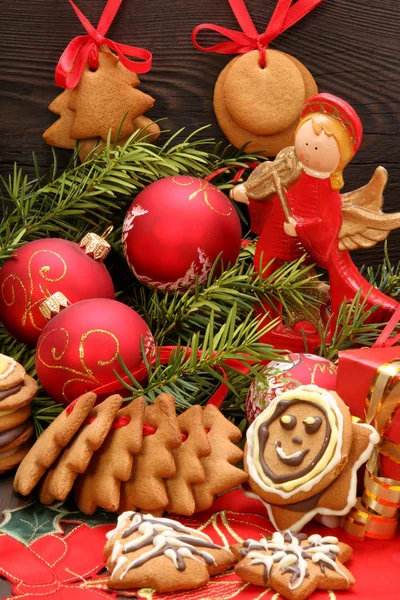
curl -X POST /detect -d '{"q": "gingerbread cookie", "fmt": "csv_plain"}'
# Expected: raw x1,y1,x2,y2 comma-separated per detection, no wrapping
0,354,38,412
0,355,37,474
105,512,235,592
0,422,35,475
233,531,354,600
214,50,317,156
39,393,123,504
14,392,97,496
191,404,248,512
119,394,182,513
165,405,211,516
74,396,146,514
43,90,76,150
244,384,380,531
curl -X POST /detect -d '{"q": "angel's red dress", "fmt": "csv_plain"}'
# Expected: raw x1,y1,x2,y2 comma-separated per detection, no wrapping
250,171,398,321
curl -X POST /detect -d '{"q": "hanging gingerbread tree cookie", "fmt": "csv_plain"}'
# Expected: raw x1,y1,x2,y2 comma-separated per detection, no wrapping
192,0,323,156
43,0,160,161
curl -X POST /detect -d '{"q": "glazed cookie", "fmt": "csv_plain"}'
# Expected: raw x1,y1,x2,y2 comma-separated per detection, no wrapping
0,422,35,475
244,384,379,531
106,512,236,592
233,531,354,600
14,392,97,496
39,393,123,504
0,355,38,412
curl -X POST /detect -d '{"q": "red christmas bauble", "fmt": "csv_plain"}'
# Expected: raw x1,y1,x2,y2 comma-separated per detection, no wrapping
246,353,338,423
35,298,154,404
122,176,242,291
0,238,114,346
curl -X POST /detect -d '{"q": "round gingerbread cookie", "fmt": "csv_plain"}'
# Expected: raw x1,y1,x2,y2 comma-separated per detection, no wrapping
0,355,25,390
0,374,38,412
214,51,317,156
223,50,305,135
245,385,353,506
0,421,34,474
0,405,31,433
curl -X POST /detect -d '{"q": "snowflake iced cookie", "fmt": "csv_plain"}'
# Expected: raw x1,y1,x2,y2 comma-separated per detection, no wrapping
244,384,379,531
105,512,235,592
232,531,354,600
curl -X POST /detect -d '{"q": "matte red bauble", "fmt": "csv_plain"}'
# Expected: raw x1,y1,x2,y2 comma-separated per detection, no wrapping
35,298,154,404
122,176,242,292
246,353,338,423
0,238,114,346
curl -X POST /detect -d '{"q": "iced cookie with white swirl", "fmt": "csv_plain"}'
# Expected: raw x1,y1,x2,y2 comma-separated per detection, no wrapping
105,512,236,592
232,531,354,600
244,384,379,531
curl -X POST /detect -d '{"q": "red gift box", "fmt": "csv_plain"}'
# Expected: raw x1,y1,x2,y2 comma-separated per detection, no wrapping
337,344,400,481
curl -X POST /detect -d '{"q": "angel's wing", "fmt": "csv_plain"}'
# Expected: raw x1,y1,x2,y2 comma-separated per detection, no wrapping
339,166,400,251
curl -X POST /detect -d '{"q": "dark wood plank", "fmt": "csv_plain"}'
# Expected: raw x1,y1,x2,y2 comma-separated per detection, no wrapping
0,0,400,268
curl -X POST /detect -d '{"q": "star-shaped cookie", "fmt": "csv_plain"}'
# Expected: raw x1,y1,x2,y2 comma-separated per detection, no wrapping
232,531,354,600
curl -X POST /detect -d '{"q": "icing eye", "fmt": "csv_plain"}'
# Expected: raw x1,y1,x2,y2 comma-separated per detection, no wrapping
303,416,322,434
305,143,309,146
280,415,297,430
314,146,318,150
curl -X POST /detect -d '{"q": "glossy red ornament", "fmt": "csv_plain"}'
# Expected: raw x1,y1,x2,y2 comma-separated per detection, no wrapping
0,238,114,346
122,176,242,292
246,353,337,423
35,298,154,405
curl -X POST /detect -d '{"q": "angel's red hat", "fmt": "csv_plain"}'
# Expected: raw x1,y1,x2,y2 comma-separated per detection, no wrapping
301,93,363,153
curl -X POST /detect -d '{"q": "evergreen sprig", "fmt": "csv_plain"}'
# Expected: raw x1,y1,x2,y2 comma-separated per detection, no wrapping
130,245,323,346
116,304,285,414
0,128,263,262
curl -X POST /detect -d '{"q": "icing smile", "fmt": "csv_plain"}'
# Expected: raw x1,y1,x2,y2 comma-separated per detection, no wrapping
275,441,310,467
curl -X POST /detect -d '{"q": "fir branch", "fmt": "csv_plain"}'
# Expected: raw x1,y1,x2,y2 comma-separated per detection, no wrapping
317,290,385,361
117,305,285,411
361,242,400,300
130,246,323,346
0,128,265,264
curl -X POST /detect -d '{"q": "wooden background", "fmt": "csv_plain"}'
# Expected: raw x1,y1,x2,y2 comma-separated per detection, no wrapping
1,0,400,266
0,1,399,596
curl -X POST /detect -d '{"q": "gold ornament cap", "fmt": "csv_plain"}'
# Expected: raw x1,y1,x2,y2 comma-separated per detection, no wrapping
79,228,112,262
39,292,70,321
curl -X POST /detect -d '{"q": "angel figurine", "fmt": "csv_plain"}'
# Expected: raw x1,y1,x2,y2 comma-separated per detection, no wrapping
231,93,400,348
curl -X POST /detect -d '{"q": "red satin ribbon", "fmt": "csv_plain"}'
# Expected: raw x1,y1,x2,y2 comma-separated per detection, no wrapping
205,162,259,183
192,0,324,68
373,304,400,348
88,345,251,409
55,0,152,89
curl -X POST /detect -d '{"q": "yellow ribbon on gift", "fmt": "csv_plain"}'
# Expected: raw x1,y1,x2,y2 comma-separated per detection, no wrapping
343,359,400,539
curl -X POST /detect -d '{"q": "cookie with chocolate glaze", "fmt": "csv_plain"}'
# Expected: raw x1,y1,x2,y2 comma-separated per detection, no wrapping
245,384,379,532
106,511,235,592
0,421,35,475
233,531,354,600
0,354,38,412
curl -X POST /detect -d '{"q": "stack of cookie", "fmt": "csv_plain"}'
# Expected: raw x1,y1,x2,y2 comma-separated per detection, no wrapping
14,393,248,516
0,354,38,474
43,48,160,161
214,49,318,156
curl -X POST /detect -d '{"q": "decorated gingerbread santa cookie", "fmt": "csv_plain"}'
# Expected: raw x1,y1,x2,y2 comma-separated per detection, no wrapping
244,384,379,531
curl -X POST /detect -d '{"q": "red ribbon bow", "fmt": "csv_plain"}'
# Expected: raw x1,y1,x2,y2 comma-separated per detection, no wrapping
55,0,152,89
192,0,324,68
